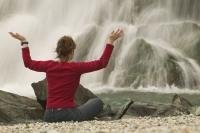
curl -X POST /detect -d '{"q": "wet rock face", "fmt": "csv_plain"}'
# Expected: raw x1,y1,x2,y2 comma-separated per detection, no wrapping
74,25,98,61
111,38,185,88
0,90,43,123
137,22,200,50
191,39,200,64
110,21,200,89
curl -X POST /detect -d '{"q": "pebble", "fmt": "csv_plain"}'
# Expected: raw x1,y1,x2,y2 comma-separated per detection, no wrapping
0,115,200,133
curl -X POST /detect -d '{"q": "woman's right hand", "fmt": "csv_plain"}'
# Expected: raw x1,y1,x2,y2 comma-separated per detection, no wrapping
107,29,123,44
9,32,27,42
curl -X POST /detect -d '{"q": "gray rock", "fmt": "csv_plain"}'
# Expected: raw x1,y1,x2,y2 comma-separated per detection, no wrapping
31,79,99,109
127,102,158,116
172,94,193,109
127,94,193,116
0,90,43,123
113,38,185,88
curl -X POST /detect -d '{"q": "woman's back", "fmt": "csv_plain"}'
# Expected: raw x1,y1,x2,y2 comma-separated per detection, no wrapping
46,61,81,109
22,43,114,109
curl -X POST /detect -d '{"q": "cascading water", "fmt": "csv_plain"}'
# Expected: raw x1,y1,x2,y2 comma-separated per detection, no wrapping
0,0,200,96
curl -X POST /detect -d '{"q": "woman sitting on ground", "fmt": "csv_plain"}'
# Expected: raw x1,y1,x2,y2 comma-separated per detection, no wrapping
9,29,123,122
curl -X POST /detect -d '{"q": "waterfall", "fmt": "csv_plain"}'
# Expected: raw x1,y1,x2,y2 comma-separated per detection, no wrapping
0,0,200,96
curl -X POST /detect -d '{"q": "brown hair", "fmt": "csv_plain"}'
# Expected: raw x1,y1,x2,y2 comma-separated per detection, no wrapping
56,36,76,61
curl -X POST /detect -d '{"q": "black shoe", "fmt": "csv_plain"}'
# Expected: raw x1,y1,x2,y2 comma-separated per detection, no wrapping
114,99,134,120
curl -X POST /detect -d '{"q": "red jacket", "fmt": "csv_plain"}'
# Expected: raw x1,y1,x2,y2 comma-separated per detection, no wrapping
22,44,114,108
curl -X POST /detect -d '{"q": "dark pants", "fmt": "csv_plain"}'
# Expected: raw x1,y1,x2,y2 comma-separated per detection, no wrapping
44,98,103,122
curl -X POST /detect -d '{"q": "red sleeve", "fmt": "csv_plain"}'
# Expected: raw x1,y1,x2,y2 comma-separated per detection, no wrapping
71,44,114,74
22,47,50,72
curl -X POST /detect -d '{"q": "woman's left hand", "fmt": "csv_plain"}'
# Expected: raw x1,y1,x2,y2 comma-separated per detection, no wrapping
9,32,26,42
107,29,123,44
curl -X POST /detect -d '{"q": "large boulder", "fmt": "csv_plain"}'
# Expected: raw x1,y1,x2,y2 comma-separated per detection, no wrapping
154,94,193,116
137,22,200,56
74,24,98,61
127,94,193,116
31,79,99,109
109,38,186,88
0,90,43,123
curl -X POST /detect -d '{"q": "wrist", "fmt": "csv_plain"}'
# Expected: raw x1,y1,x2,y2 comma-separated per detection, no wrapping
106,39,114,45
21,40,28,46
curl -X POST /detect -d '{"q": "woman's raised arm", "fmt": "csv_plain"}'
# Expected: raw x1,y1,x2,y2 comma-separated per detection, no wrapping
71,29,123,74
9,32,50,72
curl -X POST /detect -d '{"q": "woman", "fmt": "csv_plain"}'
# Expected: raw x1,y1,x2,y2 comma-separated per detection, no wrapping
9,29,123,122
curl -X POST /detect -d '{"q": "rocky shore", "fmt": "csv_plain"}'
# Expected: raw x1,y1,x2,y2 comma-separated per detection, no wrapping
0,115,200,133
1,80,200,132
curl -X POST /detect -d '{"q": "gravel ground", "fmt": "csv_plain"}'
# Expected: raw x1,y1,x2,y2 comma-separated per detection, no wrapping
0,115,200,133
